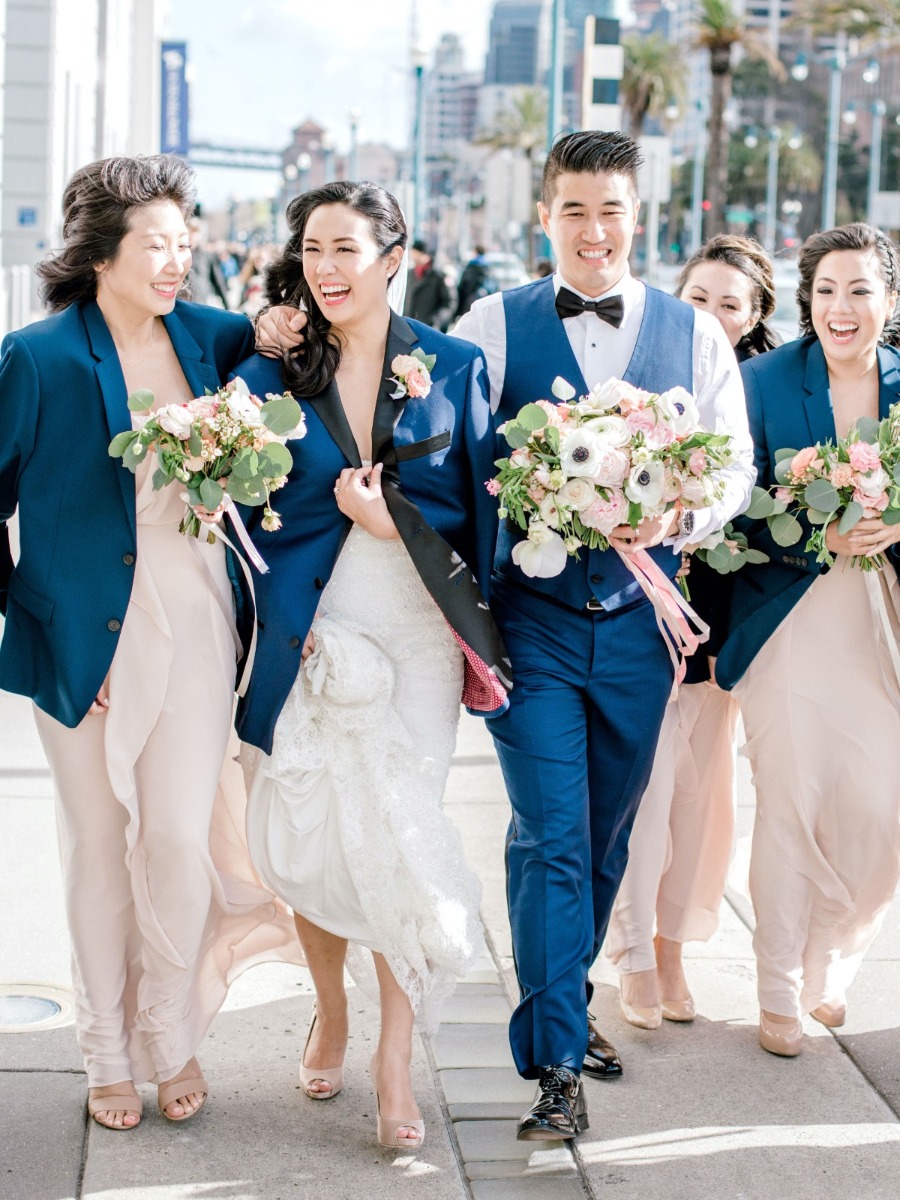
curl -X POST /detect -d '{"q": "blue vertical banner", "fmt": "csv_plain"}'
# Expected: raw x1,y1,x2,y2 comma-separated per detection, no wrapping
160,42,189,156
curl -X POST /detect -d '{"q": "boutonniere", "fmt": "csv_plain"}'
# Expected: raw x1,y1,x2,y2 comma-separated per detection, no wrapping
389,349,436,399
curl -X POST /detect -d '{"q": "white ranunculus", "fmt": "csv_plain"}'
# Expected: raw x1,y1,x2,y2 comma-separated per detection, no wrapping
157,404,195,439
226,391,264,426
556,477,596,511
511,523,569,578
624,460,665,511
538,493,562,528
559,427,606,477
584,414,630,447
656,386,699,434
679,475,709,506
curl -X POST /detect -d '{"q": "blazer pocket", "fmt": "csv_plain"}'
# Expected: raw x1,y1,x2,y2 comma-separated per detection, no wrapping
8,571,55,625
394,430,451,461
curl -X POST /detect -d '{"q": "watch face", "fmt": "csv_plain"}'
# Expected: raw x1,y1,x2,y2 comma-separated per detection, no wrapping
681,510,695,536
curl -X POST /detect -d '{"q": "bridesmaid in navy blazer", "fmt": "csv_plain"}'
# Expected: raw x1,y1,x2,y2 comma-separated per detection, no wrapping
0,157,288,1130
716,224,900,1058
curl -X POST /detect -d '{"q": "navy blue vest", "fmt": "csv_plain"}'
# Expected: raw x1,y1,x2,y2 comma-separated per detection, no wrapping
495,274,694,611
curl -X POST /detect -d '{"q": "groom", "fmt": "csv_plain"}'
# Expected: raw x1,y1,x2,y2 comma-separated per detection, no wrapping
452,130,753,1139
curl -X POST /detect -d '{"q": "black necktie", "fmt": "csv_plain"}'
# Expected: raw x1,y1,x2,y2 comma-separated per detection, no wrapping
555,287,625,328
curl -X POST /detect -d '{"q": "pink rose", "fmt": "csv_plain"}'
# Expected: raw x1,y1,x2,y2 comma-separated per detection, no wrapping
405,368,429,398
853,488,889,515
830,462,853,488
789,447,820,479
848,441,882,473
688,448,707,477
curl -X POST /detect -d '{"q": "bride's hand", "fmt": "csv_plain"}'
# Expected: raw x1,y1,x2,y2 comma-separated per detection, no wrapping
88,674,110,715
255,306,306,358
301,629,316,661
825,515,900,558
334,463,400,540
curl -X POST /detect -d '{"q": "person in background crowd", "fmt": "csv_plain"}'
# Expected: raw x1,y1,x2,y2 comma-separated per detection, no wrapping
604,234,779,1028
403,239,451,330
188,217,231,309
453,245,493,318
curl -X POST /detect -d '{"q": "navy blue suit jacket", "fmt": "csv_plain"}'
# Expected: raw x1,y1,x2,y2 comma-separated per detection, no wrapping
0,299,254,726
716,335,900,690
233,313,501,754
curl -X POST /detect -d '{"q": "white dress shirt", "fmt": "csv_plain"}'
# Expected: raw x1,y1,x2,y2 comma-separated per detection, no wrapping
452,269,755,548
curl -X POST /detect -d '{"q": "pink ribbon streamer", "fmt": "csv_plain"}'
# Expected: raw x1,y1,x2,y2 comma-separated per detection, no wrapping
616,548,710,685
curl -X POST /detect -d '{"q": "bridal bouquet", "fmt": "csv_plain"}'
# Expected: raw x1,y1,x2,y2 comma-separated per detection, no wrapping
489,376,736,579
746,402,900,570
109,378,306,539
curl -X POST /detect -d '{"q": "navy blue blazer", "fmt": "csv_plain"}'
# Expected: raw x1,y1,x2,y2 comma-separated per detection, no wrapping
234,312,507,754
715,335,900,690
0,299,255,726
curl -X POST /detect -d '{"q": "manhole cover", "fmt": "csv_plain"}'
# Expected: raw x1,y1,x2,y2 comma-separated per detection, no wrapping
0,984,75,1032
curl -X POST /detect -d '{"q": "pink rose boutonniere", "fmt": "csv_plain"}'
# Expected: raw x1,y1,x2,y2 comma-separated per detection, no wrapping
389,349,436,400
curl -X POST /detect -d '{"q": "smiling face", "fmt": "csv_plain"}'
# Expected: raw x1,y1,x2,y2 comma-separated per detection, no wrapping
682,260,758,348
301,203,403,328
810,248,897,367
94,200,191,321
537,171,639,298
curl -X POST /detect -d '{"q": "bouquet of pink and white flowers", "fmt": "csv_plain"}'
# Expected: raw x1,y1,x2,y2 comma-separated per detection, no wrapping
489,375,736,579
109,378,306,540
747,402,900,571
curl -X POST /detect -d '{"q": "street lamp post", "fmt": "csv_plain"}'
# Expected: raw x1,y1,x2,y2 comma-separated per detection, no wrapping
547,0,565,151
690,100,708,257
764,127,780,254
321,131,335,184
348,107,362,180
296,152,312,196
868,100,887,225
822,51,846,230
411,47,427,241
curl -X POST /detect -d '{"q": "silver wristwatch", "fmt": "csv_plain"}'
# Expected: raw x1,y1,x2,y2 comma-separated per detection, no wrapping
678,510,695,539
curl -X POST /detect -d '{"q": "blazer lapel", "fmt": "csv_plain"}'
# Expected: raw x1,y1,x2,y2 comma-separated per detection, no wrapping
372,311,417,465
82,302,136,529
801,338,835,445
877,345,900,418
162,308,220,398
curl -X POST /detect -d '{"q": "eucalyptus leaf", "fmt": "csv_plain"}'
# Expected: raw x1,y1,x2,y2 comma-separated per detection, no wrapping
893,462,900,486
544,425,560,453
260,395,304,436
189,430,203,457
504,425,529,450
126,389,154,413
517,403,548,432
774,457,796,485
806,508,831,525
226,476,265,506
705,540,734,574
258,442,293,477
186,486,204,508
745,549,770,564
769,511,804,547
746,486,776,519
774,446,799,464
199,477,224,511
230,448,260,480
803,478,839,511
882,506,900,526
152,468,169,491
853,416,880,444
837,501,864,534
108,429,139,458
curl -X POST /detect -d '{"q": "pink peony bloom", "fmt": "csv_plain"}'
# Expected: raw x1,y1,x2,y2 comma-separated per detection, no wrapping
625,409,657,436
830,462,853,488
579,491,629,535
848,441,882,473
644,421,676,450
688,448,707,477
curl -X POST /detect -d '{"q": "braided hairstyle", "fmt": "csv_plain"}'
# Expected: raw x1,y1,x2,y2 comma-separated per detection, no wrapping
675,234,780,357
796,223,900,348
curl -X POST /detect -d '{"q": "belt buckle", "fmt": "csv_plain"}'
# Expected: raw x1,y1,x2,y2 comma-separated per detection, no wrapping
585,597,603,612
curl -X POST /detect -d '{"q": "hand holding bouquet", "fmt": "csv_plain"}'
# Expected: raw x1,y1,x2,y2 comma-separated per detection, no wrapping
490,375,735,579
109,378,306,540
747,402,900,570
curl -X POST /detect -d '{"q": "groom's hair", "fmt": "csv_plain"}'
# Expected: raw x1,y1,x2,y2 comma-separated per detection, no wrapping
542,131,643,207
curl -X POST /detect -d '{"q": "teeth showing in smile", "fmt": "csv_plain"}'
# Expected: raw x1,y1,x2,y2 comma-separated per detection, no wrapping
321,284,349,295
579,249,609,259
829,322,857,335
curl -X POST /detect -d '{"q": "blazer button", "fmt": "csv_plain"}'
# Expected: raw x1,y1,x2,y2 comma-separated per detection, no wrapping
107,618,121,632
314,577,324,590
123,553,135,566
590,573,602,583
289,636,301,649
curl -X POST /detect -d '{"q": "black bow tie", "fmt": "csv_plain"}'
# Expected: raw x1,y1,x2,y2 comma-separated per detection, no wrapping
555,287,625,328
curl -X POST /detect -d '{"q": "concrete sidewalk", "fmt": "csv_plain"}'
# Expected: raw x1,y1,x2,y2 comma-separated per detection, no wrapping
2,689,900,1200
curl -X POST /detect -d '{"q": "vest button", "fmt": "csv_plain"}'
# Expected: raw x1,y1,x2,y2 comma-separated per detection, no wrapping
107,619,121,632
289,636,301,649
123,553,135,566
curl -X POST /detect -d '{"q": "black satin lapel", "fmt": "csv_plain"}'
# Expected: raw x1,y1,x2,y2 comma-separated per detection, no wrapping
372,312,418,465
305,379,362,468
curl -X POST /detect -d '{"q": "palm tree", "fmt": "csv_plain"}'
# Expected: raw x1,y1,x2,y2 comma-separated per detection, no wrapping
790,1,900,41
619,33,687,140
694,0,785,238
478,87,549,268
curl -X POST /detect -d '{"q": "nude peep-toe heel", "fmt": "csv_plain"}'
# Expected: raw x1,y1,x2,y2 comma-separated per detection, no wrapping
158,1060,209,1122
369,1057,425,1150
299,1010,344,1100
87,1089,143,1130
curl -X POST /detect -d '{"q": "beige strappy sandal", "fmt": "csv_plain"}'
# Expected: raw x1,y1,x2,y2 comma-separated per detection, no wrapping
87,1089,143,1130
157,1060,209,1122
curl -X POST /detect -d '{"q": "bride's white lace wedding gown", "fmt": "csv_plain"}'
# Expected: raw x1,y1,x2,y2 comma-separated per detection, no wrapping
245,525,484,1024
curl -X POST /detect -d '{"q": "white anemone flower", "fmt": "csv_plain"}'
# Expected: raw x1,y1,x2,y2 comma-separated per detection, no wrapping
624,460,665,511
656,386,699,434
559,427,607,477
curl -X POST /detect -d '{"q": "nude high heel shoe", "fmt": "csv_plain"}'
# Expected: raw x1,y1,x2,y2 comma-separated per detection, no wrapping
299,1010,344,1100
758,1011,803,1057
810,998,846,1028
369,1057,425,1150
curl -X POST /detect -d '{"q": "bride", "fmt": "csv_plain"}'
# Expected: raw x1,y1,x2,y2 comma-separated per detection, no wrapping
233,181,510,1150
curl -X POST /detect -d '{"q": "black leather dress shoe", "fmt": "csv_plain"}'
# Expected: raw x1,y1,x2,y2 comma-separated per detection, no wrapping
516,1065,588,1141
582,1013,623,1079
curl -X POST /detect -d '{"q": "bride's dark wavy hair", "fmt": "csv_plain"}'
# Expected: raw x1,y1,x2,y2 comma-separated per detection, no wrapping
264,181,407,395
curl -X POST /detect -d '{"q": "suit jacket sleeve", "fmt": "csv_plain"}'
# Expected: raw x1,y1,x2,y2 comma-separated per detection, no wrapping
462,347,499,597
0,334,40,614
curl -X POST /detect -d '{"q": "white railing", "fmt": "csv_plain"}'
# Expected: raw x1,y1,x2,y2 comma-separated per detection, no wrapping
1,266,38,337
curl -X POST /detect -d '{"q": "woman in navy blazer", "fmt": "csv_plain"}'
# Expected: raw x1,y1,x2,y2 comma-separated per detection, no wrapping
0,156,298,1130
716,224,900,1058
236,182,509,1150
